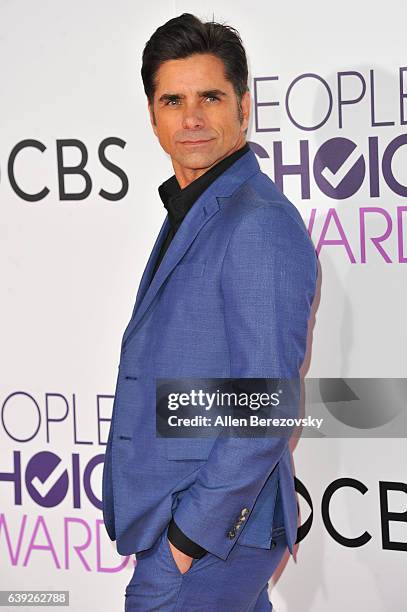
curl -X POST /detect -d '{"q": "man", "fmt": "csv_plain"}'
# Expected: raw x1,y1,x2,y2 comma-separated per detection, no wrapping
102,12,317,611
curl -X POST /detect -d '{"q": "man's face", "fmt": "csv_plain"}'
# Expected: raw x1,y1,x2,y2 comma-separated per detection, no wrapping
148,53,250,187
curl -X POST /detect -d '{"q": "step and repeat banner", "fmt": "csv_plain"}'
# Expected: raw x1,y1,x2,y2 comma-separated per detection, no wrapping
1,1,405,611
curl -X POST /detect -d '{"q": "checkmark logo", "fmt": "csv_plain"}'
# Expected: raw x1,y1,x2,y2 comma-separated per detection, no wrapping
320,147,362,189
31,461,67,498
314,137,365,200
26,452,69,507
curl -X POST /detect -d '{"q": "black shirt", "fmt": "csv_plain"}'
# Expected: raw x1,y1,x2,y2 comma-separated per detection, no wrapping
153,142,250,559
150,142,250,283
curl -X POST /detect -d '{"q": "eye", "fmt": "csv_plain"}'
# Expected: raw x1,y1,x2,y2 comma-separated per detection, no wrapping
165,98,180,106
205,95,220,103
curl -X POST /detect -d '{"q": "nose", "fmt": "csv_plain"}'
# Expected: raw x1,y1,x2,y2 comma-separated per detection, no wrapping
181,100,205,130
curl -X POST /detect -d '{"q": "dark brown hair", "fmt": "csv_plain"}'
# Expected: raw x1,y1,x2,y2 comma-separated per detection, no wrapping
141,13,249,117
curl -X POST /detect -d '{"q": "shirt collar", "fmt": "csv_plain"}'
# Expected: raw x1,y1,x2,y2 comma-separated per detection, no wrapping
158,143,250,232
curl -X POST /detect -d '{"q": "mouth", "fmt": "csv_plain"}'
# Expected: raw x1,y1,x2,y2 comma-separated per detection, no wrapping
179,138,214,147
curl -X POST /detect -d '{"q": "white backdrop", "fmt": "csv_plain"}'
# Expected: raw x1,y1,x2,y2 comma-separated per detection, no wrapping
1,1,406,611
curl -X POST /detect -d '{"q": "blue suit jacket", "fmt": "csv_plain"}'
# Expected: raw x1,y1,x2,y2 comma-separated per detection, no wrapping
102,148,317,560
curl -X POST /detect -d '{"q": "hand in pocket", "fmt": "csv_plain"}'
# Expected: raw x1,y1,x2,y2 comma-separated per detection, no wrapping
167,538,194,575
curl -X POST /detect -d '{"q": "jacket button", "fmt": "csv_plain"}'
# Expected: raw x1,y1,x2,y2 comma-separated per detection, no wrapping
240,507,250,517
271,540,277,549
227,528,237,539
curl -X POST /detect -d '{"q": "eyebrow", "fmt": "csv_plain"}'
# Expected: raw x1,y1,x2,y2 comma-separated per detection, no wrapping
158,89,227,103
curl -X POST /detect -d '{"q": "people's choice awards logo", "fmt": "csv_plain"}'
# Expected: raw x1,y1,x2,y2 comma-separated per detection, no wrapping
251,67,407,264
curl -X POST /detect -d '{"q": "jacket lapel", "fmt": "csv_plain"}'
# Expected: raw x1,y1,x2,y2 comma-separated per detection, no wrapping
121,194,220,348
121,148,260,350
120,214,169,346
134,216,170,313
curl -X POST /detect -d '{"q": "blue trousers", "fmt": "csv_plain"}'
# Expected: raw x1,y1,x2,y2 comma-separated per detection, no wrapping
124,524,288,611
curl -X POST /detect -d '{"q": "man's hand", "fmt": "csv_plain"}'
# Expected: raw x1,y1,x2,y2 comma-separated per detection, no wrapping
167,539,194,574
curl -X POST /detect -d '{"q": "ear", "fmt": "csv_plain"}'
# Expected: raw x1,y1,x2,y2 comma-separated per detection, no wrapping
240,90,251,133
148,102,158,137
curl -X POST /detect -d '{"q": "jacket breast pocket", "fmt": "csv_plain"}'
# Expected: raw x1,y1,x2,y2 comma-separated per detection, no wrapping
172,262,206,279
166,437,215,460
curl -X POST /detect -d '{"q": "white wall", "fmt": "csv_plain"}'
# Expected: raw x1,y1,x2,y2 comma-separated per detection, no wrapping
1,1,405,610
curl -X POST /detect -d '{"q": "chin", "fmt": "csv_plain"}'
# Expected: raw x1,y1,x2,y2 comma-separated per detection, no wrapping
183,150,222,169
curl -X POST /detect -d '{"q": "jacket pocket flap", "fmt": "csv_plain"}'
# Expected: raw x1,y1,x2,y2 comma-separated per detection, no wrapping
166,437,215,460
173,262,206,279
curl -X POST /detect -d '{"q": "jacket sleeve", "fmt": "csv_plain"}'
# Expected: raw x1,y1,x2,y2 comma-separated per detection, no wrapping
171,203,318,560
